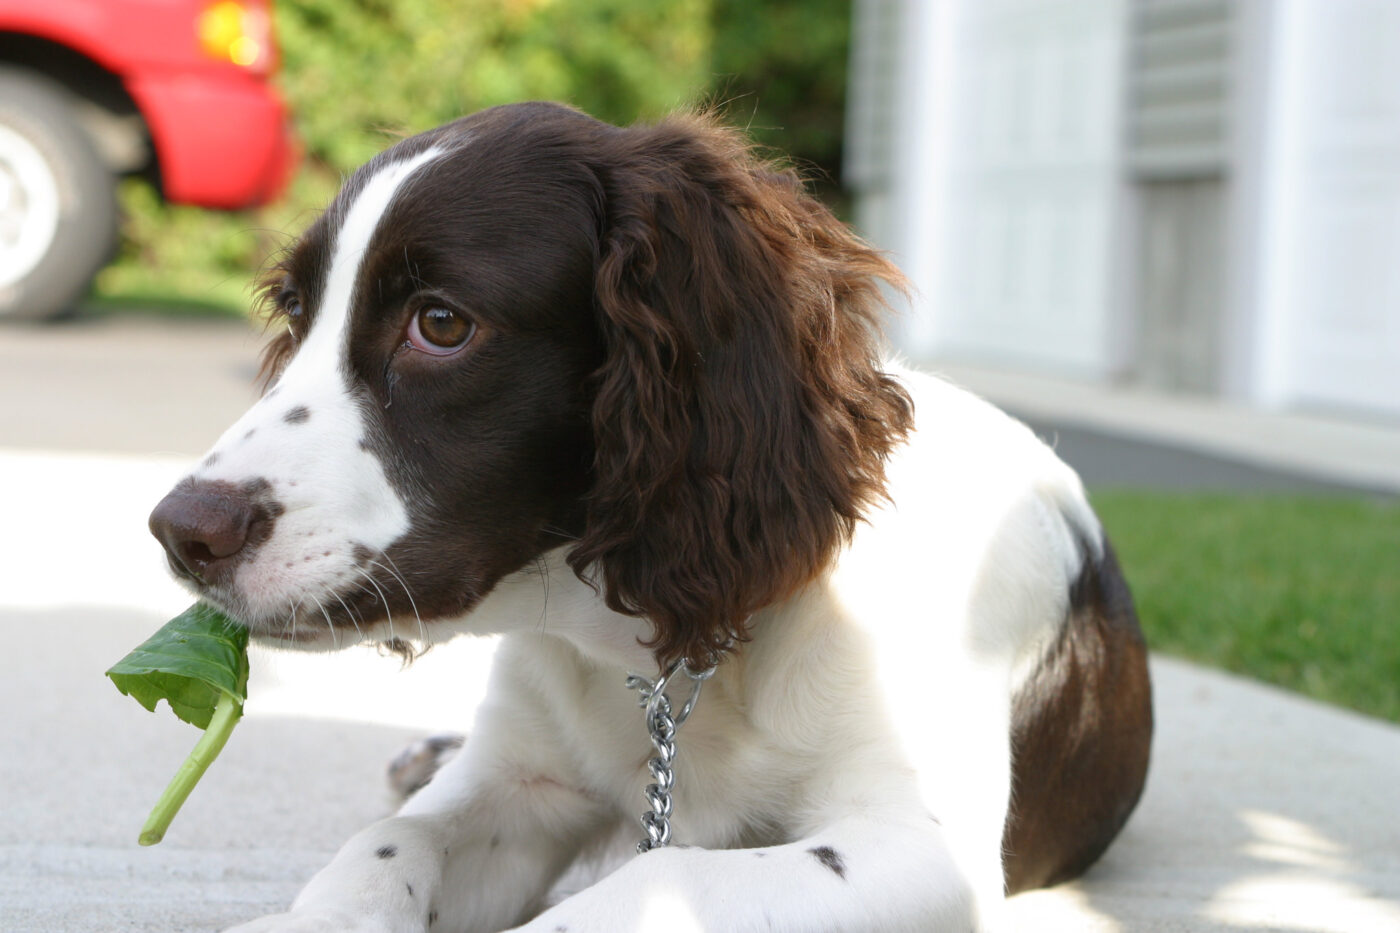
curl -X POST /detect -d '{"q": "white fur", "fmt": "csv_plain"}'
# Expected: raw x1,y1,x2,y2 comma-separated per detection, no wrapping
196,142,1104,933
222,363,1101,933
187,150,443,633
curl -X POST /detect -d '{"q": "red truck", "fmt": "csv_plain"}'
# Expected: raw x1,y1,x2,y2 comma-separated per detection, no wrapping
0,0,296,320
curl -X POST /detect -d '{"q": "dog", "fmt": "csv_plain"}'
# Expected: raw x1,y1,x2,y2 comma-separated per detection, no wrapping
148,102,1152,932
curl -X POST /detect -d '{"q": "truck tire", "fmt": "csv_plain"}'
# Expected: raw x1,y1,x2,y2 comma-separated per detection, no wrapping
0,67,118,322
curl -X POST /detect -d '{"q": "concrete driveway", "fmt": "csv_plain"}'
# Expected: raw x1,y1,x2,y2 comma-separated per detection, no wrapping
2,314,1398,931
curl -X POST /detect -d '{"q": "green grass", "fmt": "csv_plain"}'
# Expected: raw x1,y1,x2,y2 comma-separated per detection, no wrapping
1091,491,1400,723
84,291,250,320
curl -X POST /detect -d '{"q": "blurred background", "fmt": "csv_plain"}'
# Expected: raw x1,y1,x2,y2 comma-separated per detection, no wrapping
852,0,1400,420
2,3,1399,929
0,0,853,318
1,1,1397,734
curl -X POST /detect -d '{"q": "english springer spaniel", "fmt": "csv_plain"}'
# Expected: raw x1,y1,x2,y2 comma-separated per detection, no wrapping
149,102,1152,932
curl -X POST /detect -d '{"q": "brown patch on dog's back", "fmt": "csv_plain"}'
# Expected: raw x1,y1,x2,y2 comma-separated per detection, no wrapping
1001,538,1152,893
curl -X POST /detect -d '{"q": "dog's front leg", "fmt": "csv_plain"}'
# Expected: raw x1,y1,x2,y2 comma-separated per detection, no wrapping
226,740,611,933
508,816,984,933
223,812,449,933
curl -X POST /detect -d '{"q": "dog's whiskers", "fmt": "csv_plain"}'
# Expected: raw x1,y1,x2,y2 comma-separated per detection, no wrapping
355,565,396,641
534,555,551,635
286,596,305,641
307,592,339,649
330,589,366,642
371,556,428,646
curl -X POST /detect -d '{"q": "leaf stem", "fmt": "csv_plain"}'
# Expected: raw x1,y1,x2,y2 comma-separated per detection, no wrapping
138,689,243,846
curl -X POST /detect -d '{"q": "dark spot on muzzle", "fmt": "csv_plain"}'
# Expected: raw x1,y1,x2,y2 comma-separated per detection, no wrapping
284,405,311,424
149,478,284,587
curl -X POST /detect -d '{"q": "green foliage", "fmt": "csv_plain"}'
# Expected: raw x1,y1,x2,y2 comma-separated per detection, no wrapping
275,0,711,174
709,0,852,185
1092,491,1400,723
107,602,249,730
106,601,249,845
97,0,855,313
95,179,282,314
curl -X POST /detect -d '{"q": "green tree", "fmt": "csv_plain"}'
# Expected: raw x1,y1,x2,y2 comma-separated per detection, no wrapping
96,0,853,313
709,0,851,187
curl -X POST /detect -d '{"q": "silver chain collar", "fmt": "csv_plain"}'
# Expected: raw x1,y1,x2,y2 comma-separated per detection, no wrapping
624,656,719,853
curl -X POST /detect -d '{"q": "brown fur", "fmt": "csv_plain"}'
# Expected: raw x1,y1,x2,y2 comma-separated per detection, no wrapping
255,266,301,389
250,105,913,669
154,103,1149,903
568,113,915,667
1002,539,1153,892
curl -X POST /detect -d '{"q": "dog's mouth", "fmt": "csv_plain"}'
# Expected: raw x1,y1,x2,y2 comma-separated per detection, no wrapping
189,554,431,650
148,470,441,650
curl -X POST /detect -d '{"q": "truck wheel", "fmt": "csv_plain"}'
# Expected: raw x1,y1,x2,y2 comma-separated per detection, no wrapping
0,67,118,322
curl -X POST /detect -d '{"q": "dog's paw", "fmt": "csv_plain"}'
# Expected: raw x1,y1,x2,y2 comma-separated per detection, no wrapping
224,909,406,933
386,732,465,801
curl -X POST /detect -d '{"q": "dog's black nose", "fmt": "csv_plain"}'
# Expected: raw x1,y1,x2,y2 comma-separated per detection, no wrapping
149,479,271,586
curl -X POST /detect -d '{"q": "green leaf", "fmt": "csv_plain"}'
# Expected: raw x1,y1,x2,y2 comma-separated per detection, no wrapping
106,603,249,729
107,603,252,844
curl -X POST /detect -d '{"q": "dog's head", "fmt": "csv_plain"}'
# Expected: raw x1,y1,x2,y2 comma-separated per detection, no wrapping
150,102,912,666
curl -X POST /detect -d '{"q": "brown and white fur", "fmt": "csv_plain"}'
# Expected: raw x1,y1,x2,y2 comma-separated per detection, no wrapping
148,103,1152,932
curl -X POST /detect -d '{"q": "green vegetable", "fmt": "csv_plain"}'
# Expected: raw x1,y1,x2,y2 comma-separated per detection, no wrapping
106,603,249,845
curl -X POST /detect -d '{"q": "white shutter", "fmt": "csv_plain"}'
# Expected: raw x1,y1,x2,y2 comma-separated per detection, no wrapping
1257,0,1400,418
1127,0,1231,177
927,0,1131,374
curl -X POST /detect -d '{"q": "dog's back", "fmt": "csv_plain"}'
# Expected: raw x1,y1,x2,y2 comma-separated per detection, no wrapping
827,367,1152,899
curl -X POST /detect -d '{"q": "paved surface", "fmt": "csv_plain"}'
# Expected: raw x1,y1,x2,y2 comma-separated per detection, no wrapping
3,315,1399,931
930,361,1400,497
0,315,264,456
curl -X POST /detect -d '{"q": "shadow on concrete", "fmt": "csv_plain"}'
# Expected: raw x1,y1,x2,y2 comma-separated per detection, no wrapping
1019,417,1397,498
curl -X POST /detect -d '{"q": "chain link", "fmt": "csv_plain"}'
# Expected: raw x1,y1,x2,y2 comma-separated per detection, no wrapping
624,656,719,853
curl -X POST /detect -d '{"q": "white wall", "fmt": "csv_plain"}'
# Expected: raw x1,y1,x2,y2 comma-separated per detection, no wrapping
1253,0,1400,418
857,0,1132,376
851,0,1400,420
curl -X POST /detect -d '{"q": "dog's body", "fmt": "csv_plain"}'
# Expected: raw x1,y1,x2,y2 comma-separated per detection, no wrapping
149,103,1151,932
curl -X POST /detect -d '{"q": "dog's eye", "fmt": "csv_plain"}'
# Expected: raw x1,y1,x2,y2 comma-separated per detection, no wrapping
408,307,476,355
276,288,303,322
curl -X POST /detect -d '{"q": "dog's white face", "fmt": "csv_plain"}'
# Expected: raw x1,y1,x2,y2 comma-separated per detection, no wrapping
150,107,604,649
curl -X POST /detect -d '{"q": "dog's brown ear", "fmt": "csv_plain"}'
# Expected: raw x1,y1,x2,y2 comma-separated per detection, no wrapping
568,113,914,668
